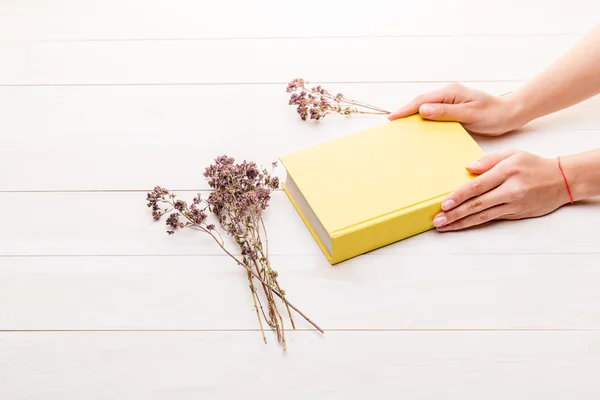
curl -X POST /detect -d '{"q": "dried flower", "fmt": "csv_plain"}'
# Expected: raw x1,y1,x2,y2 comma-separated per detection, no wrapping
165,212,180,230
145,156,323,350
286,78,390,120
174,200,186,211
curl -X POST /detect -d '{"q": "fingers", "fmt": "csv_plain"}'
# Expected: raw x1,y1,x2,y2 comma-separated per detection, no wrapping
432,151,521,232
416,103,476,123
388,82,474,122
465,150,516,174
435,204,513,231
440,168,506,212
433,186,511,229
441,151,515,212
388,90,447,120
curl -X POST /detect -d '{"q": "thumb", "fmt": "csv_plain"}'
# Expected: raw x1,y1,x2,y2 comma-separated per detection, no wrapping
418,103,474,123
388,89,448,120
466,150,516,174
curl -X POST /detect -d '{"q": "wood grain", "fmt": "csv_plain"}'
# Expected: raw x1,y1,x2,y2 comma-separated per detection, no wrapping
0,0,597,40
1,83,599,191
1,254,599,330
1,331,599,399
0,35,583,85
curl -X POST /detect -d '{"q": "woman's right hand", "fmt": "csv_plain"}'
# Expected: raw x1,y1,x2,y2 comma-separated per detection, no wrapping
388,83,525,137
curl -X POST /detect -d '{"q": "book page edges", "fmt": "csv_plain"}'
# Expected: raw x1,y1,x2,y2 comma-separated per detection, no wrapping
282,179,451,265
281,182,333,263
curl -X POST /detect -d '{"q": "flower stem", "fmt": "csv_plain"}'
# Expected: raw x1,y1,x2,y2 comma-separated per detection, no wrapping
248,272,267,344
341,98,390,113
203,227,324,334
310,85,390,113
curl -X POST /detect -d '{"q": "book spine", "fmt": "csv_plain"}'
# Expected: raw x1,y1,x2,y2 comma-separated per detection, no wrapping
330,194,447,263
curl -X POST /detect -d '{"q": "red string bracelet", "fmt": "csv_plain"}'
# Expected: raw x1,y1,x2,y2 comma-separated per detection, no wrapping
557,156,574,204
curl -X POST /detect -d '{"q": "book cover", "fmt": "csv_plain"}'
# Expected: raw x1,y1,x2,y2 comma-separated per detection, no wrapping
279,114,486,264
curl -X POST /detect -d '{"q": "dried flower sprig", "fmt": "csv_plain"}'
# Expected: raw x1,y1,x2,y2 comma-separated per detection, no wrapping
286,78,390,120
146,155,323,350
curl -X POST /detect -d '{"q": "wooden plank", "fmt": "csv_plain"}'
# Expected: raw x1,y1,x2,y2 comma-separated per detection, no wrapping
0,191,599,256
0,331,598,399
0,35,583,85
1,255,600,330
0,0,597,40
1,83,599,191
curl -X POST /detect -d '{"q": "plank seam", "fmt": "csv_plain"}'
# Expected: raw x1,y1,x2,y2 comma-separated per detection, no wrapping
2,253,600,258
0,80,527,88
0,328,597,333
0,32,585,44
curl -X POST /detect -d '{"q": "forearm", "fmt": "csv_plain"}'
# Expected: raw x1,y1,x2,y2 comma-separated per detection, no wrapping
508,24,600,127
560,149,600,202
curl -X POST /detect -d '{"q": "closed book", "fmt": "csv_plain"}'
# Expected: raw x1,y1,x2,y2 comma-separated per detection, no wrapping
279,114,486,264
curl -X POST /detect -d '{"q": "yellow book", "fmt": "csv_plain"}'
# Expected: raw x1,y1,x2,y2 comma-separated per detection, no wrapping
279,114,486,264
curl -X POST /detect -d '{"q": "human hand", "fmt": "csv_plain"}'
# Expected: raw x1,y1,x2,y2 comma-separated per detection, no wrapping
388,83,524,136
432,150,571,232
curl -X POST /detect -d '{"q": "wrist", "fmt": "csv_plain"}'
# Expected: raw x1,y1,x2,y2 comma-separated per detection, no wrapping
500,90,534,131
557,152,600,202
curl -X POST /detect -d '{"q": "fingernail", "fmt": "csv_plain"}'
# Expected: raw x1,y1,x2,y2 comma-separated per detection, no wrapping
441,199,455,210
420,105,434,116
433,215,447,227
467,161,480,169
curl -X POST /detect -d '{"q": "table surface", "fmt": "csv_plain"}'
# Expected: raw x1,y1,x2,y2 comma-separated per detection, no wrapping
2,1,600,398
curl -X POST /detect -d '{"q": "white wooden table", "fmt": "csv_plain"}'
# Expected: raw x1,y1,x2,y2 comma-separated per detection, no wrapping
1,1,600,398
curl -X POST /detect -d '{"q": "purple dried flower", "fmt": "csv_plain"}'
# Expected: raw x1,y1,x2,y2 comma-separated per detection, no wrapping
286,78,390,121
174,200,187,212
245,166,259,179
142,156,327,348
270,177,280,189
154,186,169,195
309,108,321,120
166,213,180,230
203,155,279,222
189,208,207,225
286,78,305,93
311,85,327,95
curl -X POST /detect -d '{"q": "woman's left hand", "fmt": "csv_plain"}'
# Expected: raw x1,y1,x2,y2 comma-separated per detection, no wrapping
433,150,571,231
